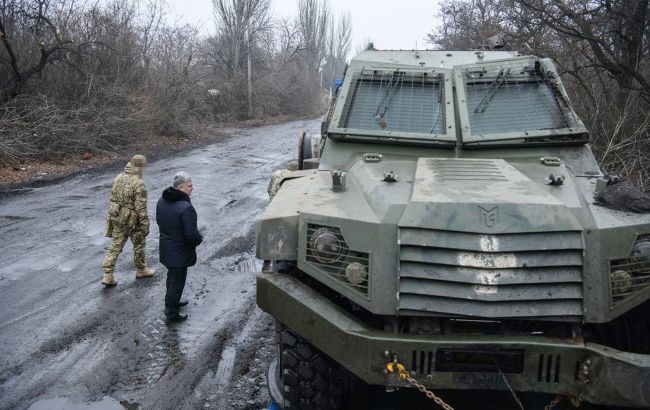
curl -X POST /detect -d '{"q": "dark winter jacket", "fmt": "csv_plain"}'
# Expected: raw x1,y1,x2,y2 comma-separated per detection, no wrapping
156,187,203,268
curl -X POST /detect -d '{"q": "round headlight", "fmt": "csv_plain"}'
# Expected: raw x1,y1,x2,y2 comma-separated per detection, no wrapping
345,262,368,285
611,270,632,296
310,228,345,263
631,240,650,274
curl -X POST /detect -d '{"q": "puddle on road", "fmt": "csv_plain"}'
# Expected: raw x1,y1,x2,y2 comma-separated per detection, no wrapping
28,396,139,410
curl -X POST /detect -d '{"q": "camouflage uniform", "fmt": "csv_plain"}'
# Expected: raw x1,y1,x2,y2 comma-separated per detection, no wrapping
263,161,299,272
267,161,299,199
102,155,152,283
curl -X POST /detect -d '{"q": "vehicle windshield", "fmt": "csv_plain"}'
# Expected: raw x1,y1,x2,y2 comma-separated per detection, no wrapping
464,65,569,136
344,70,445,134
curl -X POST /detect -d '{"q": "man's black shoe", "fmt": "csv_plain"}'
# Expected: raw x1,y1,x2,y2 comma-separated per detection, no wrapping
166,314,188,323
178,300,189,307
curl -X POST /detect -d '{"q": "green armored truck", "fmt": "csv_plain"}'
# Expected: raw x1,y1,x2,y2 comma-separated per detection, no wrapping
256,50,650,409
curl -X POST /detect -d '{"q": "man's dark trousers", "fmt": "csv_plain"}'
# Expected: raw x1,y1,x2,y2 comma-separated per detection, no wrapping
165,267,187,316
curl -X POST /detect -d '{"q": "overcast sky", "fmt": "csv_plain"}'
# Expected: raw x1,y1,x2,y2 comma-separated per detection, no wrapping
169,0,441,53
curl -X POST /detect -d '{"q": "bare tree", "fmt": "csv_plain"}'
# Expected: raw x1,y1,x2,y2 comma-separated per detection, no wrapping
212,0,271,117
138,0,165,71
0,0,76,103
275,17,302,66
426,0,513,49
297,0,329,73
428,0,650,189
515,0,650,103
325,11,350,94
0,0,343,166
213,0,271,71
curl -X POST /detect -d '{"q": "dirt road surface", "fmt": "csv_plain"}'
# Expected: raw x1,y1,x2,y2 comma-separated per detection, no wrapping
0,119,315,410
0,119,583,410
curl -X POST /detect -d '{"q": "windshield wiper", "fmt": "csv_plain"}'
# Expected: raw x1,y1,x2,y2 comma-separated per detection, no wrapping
474,68,511,114
374,72,404,127
429,80,444,134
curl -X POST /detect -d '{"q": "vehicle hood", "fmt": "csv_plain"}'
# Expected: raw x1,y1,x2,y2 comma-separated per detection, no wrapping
300,157,585,234
397,158,583,233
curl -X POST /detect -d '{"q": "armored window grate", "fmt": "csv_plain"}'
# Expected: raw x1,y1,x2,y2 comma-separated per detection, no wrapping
465,65,568,135
609,240,650,308
344,70,445,134
305,224,370,296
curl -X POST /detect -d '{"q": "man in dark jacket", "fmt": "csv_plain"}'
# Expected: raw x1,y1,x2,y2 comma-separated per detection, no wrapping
156,171,203,323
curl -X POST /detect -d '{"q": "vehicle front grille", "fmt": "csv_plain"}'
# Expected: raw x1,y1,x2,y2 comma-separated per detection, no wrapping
398,228,583,319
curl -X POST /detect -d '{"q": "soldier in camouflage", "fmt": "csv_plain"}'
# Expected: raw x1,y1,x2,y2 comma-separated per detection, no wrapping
101,154,156,286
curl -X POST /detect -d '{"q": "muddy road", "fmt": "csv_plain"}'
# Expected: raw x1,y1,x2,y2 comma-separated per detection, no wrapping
0,119,316,410
0,118,582,410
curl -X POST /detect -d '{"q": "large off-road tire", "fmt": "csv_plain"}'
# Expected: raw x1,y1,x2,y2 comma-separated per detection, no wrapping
279,326,345,409
297,129,322,170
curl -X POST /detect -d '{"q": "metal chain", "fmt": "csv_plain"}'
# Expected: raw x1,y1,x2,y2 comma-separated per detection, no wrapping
544,396,562,410
495,363,525,410
386,360,565,410
386,362,455,410
403,373,456,410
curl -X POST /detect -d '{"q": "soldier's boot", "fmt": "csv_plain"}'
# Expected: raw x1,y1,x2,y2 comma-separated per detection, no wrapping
135,267,156,278
102,273,118,287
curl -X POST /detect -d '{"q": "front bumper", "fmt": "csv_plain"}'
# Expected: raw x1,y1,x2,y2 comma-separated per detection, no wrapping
257,273,650,408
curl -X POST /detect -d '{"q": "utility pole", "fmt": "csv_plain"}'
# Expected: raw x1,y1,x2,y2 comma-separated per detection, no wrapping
319,58,326,96
247,27,253,118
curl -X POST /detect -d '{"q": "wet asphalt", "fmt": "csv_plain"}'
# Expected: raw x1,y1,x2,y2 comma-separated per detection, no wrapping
0,119,315,410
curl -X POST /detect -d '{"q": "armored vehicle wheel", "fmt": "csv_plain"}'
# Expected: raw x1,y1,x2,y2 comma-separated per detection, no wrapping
277,326,346,409
297,130,322,170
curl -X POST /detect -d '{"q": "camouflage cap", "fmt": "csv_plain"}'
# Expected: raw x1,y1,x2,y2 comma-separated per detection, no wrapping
131,154,147,167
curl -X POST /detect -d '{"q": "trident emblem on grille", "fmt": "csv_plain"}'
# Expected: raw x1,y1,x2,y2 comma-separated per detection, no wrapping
478,206,499,228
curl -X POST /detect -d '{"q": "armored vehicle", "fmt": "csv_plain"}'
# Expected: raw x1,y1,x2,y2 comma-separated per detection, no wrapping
256,50,650,409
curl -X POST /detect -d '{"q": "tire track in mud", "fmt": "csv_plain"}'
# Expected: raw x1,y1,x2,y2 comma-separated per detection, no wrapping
139,294,263,409
192,299,275,410
213,304,263,392
0,314,108,409
0,276,166,408
0,118,321,410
